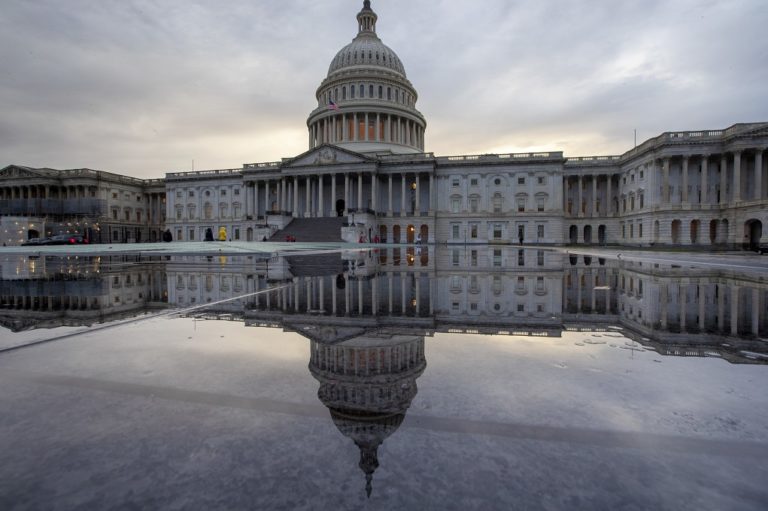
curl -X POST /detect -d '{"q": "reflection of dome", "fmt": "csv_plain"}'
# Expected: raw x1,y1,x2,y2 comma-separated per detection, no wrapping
309,332,426,497
307,1,427,154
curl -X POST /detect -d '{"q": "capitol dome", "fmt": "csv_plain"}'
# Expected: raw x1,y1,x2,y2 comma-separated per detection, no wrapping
307,1,426,155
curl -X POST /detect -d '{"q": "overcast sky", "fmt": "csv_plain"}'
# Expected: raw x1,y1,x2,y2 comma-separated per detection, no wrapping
1,0,766,178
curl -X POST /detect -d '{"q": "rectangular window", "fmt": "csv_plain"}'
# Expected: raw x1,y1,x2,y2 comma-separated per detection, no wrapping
221,190,227,196
176,191,182,198
189,229,195,241
470,198,478,213
452,224,460,239
452,179,460,188
471,250,478,267
537,198,545,212
452,302,460,310
452,250,460,266
470,178,478,186
493,249,502,267
234,188,240,196
518,177,525,185
470,276,478,292
518,249,525,266
470,224,478,239
470,303,478,311
517,276,525,290
537,225,544,239
640,170,644,179
235,228,240,240
639,223,643,238
517,199,525,212
189,191,195,198
493,225,502,239
451,199,460,213
517,304,525,312
537,176,546,185
537,276,545,291
136,211,141,223
537,250,545,266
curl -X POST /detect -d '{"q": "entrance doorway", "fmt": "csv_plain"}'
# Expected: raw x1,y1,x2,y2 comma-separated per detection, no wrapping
336,199,345,217
569,225,578,244
583,225,592,244
598,225,606,245
745,219,762,251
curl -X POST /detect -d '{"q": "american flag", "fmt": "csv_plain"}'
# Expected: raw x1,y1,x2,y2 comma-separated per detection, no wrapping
328,100,340,111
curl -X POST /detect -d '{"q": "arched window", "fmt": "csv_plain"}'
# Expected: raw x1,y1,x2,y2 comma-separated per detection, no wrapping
387,87,392,100
334,88,338,101
369,84,374,97
204,203,212,220
378,85,383,99
351,85,356,99
359,84,364,98
342,86,347,100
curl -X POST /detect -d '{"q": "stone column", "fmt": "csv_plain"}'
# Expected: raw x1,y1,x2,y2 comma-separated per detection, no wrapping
755,150,763,201
730,285,739,336
400,174,407,217
606,175,612,216
720,154,728,205
353,114,358,142
254,182,260,218
264,181,269,214
371,175,377,213
388,175,393,216
732,151,742,203
660,283,668,330
682,157,689,203
576,269,583,312
331,174,337,217
698,283,706,331
577,176,583,217
679,283,687,332
293,179,299,218
332,116,337,143
358,172,363,211
318,175,324,217
388,273,394,315
386,115,392,143
662,158,670,203
429,174,435,213
344,174,349,215
415,174,421,214
305,177,311,218
376,113,381,141
700,155,709,205
752,288,760,336
364,113,369,142
717,283,725,332
591,176,598,216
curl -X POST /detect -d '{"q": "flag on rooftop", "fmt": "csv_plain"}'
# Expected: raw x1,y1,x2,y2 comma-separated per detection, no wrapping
328,100,340,111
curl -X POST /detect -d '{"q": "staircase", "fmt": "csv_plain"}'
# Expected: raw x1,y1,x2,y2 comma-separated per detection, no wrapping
270,217,345,242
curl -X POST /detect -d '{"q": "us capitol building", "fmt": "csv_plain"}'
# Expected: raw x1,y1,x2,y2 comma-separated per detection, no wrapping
1,0,766,247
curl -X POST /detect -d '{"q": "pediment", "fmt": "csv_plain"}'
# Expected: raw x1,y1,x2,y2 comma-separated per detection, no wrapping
285,322,366,345
282,145,375,169
0,165,52,179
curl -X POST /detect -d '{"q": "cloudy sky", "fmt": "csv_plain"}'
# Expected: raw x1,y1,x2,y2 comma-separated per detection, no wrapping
1,0,766,178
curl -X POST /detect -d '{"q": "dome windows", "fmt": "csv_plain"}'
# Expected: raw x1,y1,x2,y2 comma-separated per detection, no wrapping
359,84,364,98
378,86,383,99
369,84,374,97
342,86,347,100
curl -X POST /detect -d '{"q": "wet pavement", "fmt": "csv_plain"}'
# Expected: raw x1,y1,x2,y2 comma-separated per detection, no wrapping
0,246,767,510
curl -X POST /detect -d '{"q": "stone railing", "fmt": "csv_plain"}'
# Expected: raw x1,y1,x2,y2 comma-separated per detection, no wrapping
242,161,281,171
166,168,243,180
437,152,563,163
566,155,622,167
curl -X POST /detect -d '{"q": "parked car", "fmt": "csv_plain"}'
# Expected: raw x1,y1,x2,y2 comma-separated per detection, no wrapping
21,238,45,246
47,234,89,245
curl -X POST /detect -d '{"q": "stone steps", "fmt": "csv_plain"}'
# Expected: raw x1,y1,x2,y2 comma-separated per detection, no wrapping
270,217,345,242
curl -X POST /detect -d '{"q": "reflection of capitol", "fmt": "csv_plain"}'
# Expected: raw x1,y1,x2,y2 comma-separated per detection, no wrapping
167,247,766,362
0,255,167,331
308,329,426,497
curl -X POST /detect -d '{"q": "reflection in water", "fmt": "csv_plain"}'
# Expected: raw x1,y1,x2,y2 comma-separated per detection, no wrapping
1,247,767,494
308,329,426,496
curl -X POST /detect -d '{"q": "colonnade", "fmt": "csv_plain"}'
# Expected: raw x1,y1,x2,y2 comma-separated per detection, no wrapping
242,172,436,218
308,112,425,151
247,272,434,318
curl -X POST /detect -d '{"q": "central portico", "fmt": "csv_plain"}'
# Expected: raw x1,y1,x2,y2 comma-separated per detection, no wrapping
240,144,437,243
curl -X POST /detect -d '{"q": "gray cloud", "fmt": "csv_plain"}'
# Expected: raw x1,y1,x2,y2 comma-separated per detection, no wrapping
1,0,766,178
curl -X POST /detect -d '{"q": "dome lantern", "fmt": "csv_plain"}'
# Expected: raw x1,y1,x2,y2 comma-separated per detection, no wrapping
357,1,378,35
